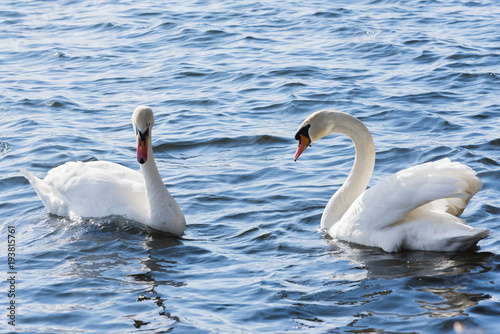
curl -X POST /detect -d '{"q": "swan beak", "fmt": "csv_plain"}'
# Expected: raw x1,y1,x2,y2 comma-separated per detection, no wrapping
136,129,149,164
294,134,310,161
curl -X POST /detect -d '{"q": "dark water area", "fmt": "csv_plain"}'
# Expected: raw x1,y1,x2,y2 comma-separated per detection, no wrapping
1,0,499,333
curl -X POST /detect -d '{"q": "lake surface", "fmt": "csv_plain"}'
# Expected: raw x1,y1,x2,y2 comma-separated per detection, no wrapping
1,0,500,333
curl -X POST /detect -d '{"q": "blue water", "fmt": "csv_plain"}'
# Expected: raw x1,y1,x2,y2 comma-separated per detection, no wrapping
1,0,500,332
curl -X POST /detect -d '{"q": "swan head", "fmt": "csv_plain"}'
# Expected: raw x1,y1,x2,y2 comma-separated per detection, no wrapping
294,110,335,161
132,106,155,164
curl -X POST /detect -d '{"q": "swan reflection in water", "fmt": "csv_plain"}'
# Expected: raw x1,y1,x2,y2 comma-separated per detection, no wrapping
128,230,184,329
51,216,185,330
326,239,493,328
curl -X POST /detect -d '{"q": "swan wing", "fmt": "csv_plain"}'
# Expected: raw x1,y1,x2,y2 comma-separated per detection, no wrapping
350,158,480,228
331,158,486,251
394,158,481,218
23,161,148,222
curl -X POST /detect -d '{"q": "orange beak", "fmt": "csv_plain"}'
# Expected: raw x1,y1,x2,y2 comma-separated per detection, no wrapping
136,130,149,164
294,134,310,161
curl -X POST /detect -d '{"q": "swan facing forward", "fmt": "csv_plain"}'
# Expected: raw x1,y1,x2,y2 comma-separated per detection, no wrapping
294,110,489,252
21,106,186,235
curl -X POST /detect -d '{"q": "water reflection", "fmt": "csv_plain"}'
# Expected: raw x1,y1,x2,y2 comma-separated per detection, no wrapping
42,215,186,330
416,287,489,318
129,231,185,289
327,240,494,329
329,239,494,279
127,230,185,329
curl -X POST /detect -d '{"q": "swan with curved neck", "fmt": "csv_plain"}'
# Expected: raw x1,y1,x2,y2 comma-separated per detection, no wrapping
21,106,186,235
294,110,489,252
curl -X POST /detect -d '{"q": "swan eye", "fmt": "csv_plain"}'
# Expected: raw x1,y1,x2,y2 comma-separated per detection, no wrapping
295,124,311,141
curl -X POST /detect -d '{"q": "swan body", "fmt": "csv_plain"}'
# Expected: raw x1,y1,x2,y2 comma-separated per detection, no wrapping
294,110,489,252
21,106,185,235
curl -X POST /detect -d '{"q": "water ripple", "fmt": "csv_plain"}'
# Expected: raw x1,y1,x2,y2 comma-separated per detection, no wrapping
1,0,500,333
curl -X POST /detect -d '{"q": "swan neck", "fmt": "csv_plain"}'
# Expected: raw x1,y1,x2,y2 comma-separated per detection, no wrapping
138,135,185,235
321,113,375,230
140,139,171,218
140,143,162,190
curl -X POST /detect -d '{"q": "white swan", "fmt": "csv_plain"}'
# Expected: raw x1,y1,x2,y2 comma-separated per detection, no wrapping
294,110,489,252
21,106,186,235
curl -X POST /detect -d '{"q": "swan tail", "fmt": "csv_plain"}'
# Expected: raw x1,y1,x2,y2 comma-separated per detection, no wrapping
401,224,490,252
20,169,68,216
443,228,490,251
